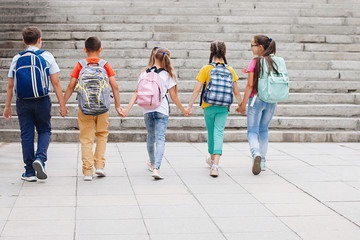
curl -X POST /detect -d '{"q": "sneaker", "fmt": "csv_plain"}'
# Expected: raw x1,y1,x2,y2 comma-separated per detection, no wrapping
83,175,93,181
147,161,154,172
206,157,214,167
210,167,219,177
21,173,37,182
252,155,262,175
32,159,47,180
261,161,266,171
152,169,164,180
95,168,106,177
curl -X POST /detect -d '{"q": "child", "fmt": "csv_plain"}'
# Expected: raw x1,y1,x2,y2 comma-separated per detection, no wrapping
2,26,68,182
63,36,123,181
187,41,242,177
123,47,189,180
236,35,282,175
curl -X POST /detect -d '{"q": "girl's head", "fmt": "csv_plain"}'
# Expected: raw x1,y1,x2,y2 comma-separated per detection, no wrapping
145,46,178,90
251,35,276,56
209,41,227,64
252,35,278,93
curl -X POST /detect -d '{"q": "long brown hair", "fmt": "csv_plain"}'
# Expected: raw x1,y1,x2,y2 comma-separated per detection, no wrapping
253,35,278,93
209,41,227,64
143,46,178,92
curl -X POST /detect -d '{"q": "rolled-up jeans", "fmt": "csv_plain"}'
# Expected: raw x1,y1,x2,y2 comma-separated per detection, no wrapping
247,96,276,162
144,112,169,169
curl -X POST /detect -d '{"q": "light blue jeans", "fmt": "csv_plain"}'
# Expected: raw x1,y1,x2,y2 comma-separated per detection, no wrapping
144,112,169,169
247,96,276,162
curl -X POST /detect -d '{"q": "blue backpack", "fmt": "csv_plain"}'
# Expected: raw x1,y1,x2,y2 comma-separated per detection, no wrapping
200,62,233,107
13,50,50,99
257,56,289,103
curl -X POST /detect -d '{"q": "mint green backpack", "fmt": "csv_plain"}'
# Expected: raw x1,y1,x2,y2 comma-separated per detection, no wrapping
257,56,289,103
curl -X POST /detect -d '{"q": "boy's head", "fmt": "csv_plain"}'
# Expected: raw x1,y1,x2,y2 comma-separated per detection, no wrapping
84,37,102,55
22,26,41,46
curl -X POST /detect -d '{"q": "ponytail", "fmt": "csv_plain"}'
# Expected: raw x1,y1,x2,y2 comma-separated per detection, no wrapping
209,41,227,64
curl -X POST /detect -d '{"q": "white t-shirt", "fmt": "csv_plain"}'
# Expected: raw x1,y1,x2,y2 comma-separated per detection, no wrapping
138,69,176,116
8,46,60,78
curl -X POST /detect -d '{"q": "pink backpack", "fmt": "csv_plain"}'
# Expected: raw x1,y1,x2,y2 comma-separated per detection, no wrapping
137,67,164,109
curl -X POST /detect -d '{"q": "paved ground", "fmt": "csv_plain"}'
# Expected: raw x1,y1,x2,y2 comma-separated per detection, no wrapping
0,142,359,240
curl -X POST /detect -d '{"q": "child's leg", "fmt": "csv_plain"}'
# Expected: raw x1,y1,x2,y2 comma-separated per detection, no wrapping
78,110,95,176
94,112,109,169
259,103,276,161
153,112,169,170
144,113,155,165
204,106,215,156
34,96,52,165
213,107,229,165
16,99,36,176
247,97,263,158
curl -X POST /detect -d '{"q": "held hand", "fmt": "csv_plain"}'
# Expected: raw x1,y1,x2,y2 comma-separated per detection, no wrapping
187,106,193,116
60,105,69,117
241,68,249,74
3,107,12,120
183,108,191,117
236,104,246,115
116,107,127,117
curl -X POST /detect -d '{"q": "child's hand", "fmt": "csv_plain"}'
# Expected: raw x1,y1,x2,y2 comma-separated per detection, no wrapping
3,107,12,120
187,106,192,116
183,108,191,117
116,107,126,117
236,103,246,115
60,105,69,117
241,68,249,74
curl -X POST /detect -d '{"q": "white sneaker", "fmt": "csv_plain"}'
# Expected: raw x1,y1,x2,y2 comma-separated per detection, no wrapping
206,156,214,167
152,169,164,180
95,168,106,177
84,175,93,181
21,173,37,182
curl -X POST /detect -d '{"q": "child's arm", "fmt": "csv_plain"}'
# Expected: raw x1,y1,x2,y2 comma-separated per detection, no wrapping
50,73,68,117
169,87,190,117
236,72,254,114
123,90,138,117
187,81,203,115
63,77,77,103
233,81,242,106
108,76,124,116
2,78,14,120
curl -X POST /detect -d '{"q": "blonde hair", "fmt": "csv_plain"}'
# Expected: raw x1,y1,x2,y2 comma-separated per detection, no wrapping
143,46,178,92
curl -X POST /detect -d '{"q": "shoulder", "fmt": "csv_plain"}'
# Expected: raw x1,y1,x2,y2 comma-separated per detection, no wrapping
40,50,56,62
201,64,214,72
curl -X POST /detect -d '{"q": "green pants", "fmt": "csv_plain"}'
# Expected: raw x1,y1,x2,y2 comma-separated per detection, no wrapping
203,106,229,155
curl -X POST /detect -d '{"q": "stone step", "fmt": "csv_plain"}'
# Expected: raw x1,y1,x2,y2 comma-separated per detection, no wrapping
2,103,359,118
3,48,360,61
1,92,359,106
1,115,359,131
1,128,359,142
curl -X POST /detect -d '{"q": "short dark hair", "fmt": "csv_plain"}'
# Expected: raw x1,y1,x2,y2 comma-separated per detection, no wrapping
85,36,101,52
22,26,41,45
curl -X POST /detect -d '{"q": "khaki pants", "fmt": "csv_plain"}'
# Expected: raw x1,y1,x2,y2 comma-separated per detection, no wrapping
78,110,109,176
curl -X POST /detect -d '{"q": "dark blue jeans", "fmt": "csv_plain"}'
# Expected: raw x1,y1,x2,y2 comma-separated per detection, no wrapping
16,96,52,176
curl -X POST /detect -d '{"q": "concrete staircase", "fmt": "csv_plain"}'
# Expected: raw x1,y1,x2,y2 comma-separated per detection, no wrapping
0,0,360,142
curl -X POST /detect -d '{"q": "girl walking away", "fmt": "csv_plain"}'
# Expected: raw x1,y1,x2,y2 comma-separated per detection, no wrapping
237,35,289,175
187,41,242,177
123,47,190,180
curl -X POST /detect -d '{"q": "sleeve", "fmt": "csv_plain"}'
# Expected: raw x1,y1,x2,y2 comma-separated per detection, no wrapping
70,63,82,79
8,55,20,78
167,76,177,90
44,52,60,74
196,65,210,84
227,66,239,82
247,59,257,73
104,63,115,77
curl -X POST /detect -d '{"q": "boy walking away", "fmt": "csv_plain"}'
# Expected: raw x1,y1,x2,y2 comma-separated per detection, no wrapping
2,26,68,182
64,36,123,181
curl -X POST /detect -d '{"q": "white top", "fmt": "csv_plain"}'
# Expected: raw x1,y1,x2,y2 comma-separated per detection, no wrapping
138,69,176,116
8,46,60,78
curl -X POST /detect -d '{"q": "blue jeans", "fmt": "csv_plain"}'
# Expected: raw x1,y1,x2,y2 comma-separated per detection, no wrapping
144,112,169,169
247,96,276,162
16,96,52,176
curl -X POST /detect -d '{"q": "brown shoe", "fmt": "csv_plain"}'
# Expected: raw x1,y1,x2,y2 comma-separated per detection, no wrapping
210,167,219,177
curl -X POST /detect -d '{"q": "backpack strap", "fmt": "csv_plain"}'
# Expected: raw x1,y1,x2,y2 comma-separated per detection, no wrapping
98,59,108,68
79,59,88,68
